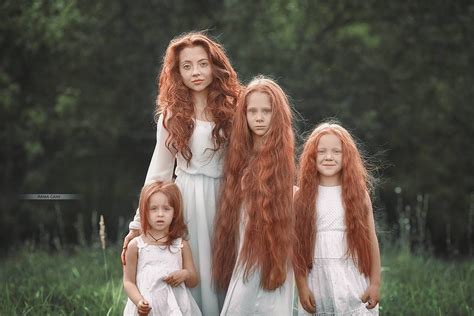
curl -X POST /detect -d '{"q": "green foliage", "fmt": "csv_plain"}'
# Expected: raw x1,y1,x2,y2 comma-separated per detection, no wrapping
0,0,473,255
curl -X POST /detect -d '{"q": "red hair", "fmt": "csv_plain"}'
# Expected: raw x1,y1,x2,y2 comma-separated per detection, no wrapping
139,180,188,247
294,122,373,277
212,76,295,291
157,31,241,163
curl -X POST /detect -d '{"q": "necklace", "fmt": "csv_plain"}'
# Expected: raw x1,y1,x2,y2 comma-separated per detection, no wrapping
148,232,168,242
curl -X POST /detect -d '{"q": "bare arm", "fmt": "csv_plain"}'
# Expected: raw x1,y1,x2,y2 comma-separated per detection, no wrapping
164,240,199,288
123,239,143,304
181,240,199,287
361,196,381,309
295,270,316,313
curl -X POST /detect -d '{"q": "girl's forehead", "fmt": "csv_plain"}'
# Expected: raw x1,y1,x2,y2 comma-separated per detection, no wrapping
246,91,271,107
149,191,169,202
179,45,208,62
317,133,342,146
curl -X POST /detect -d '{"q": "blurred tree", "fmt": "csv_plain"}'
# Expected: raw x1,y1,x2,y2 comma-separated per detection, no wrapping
1,0,472,256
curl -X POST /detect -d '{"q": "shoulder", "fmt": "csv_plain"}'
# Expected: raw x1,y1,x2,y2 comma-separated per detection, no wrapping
126,236,141,255
129,236,140,247
181,239,192,252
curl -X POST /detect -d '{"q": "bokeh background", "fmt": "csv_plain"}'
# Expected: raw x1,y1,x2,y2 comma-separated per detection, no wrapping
1,1,473,314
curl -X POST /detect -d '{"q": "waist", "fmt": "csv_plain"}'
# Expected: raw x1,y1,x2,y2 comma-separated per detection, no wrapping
175,166,222,179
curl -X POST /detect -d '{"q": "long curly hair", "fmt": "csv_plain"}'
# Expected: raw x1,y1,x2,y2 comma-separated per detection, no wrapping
157,31,241,163
212,76,295,291
139,180,188,247
293,122,373,277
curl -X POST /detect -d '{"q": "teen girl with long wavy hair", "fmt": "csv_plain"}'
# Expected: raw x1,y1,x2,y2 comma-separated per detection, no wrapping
294,122,381,315
122,31,241,316
212,76,295,315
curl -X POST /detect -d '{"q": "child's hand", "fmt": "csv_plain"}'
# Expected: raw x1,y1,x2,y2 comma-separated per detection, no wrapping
164,269,189,287
361,284,380,309
137,298,151,315
299,286,316,313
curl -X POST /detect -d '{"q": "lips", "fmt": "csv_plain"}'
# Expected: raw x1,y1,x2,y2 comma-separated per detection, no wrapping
192,79,204,84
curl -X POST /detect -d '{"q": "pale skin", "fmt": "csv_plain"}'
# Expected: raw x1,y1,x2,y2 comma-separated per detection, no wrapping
121,45,215,265
246,91,273,150
296,134,381,313
123,193,198,314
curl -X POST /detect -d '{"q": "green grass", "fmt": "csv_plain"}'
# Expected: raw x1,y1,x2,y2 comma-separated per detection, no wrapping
0,245,124,315
380,249,473,315
0,245,472,315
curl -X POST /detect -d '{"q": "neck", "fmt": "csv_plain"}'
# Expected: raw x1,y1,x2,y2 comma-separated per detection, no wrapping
253,135,264,151
319,174,342,186
147,228,169,241
192,89,208,110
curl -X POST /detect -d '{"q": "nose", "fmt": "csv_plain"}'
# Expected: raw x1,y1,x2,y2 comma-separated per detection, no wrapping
192,65,201,77
324,152,333,160
256,111,264,122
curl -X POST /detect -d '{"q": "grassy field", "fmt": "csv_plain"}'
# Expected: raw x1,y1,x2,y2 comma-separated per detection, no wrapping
0,245,472,315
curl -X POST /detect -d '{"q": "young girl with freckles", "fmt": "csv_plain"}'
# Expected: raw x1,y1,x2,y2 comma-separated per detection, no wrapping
294,122,381,315
123,180,201,316
122,31,241,315
212,76,296,315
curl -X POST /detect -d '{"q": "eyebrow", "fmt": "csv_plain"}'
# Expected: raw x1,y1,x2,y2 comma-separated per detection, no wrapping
181,58,209,64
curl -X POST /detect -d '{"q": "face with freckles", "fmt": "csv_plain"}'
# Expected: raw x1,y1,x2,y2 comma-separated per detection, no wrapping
147,192,174,234
178,45,213,93
317,133,343,185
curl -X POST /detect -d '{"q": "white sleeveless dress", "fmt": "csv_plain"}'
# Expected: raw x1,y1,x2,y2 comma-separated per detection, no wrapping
298,185,378,315
221,208,294,316
123,236,201,316
129,115,223,315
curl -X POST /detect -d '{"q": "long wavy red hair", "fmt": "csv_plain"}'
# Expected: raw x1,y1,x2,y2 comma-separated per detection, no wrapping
294,122,373,278
139,180,188,247
212,76,295,291
157,31,241,163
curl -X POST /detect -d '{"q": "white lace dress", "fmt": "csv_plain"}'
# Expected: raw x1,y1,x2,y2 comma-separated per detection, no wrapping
123,236,201,316
298,185,378,315
129,115,223,315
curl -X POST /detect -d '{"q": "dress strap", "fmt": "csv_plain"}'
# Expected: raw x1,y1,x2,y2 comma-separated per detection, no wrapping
170,237,183,252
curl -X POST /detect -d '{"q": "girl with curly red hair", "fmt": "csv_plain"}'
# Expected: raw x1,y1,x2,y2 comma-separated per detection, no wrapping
294,122,381,315
122,31,241,315
212,76,295,315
